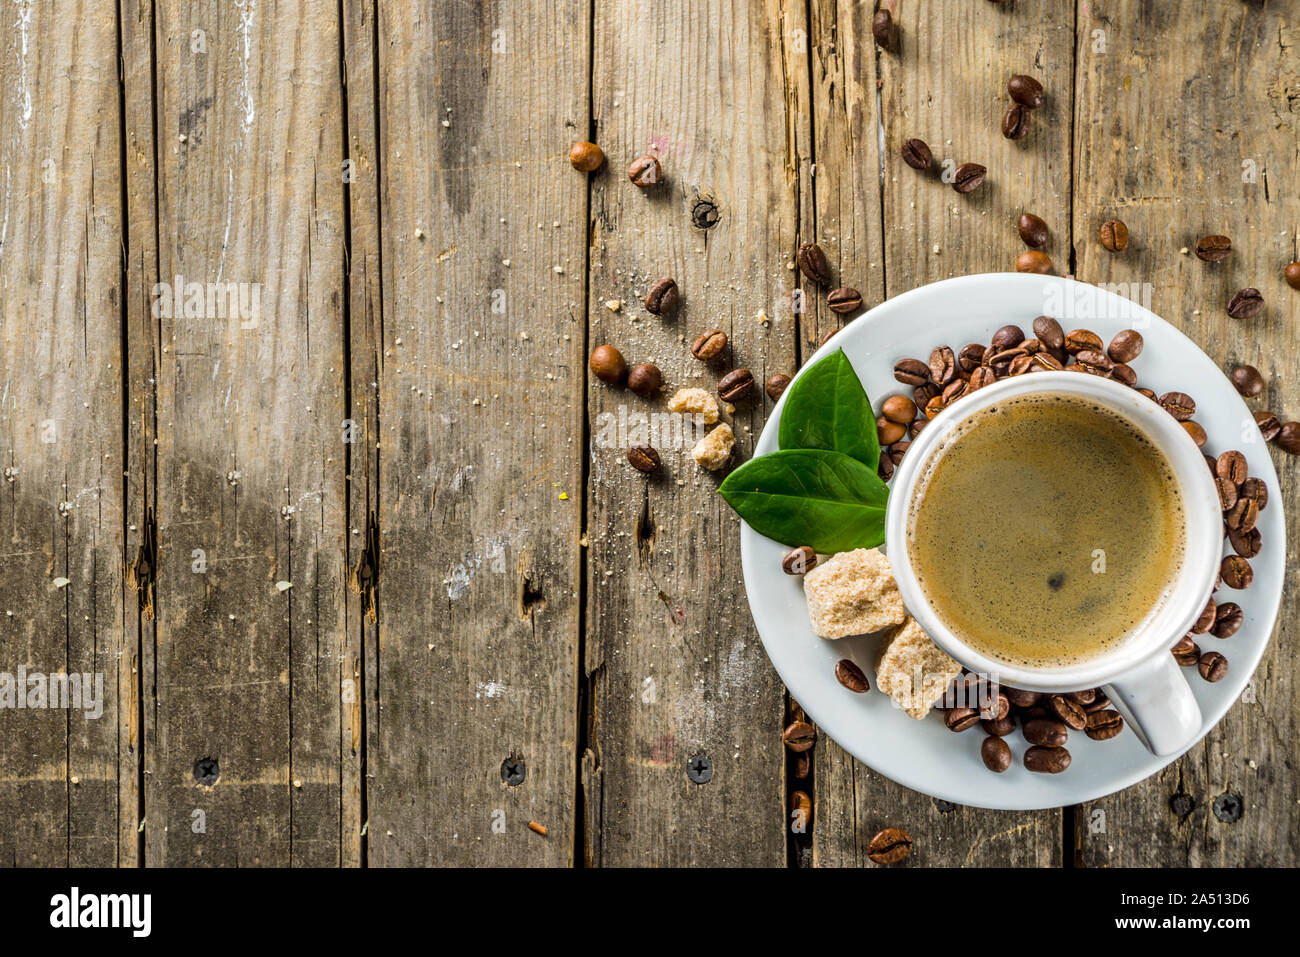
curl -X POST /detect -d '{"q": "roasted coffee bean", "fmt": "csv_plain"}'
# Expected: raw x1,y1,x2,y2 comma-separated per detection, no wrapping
1253,410,1282,441
986,347,1025,371
1064,328,1103,355
871,8,896,51
952,163,987,194
1215,476,1238,512
627,362,663,396
1021,704,1052,720
819,327,840,347
981,736,1012,773
1110,362,1137,388
991,325,1025,351
628,154,662,187
877,455,894,481
782,546,817,575
797,242,832,286
1068,688,1097,706
959,343,986,371
1226,497,1259,534
888,440,912,465
1047,694,1087,731
1159,391,1196,421
783,720,817,752
765,373,792,401
1084,709,1125,741
982,715,1017,737
924,394,947,419
718,368,755,402
1074,348,1114,376
1033,315,1066,352
1021,337,1042,354
1024,746,1071,774
1002,103,1030,139
929,346,958,384
945,707,981,732
1099,219,1129,252
691,328,728,360
866,827,912,864
1016,250,1052,273
941,378,968,403
1172,636,1201,666
627,445,661,473
1239,477,1268,510
1228,525,1261,559
1227,287,1264,319
644,277,680,315
568,141,605,172
877,416,906,446
894,358,931,386
882,394,918,425
980,693,1011,722
1212,602,1244,638
1003,687,1041,709
913,382,940,410
968,366,997,390
835,658,870,693
1287,261,1300,290
1220,555,1253,590
790,790,812,828
1192,597,1217,634
1198,651,1229,683
1194,234,1232,262
1016,213,1049,248
1228,364,1264,397
1107,329,1144,364
794,752,811,779
1007,354,1034,376
828,286,864,314
909,417,929,439
1277,422,1300,454
901,138,933,170
1023,718,1068,748
1085,691,1112,713
590,344,628,384
1216,450,1248,485
1008,74,1044,108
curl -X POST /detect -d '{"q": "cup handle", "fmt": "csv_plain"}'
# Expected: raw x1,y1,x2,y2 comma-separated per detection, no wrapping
1103,652,1202,756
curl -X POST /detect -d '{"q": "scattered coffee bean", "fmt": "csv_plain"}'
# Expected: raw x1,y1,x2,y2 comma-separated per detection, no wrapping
924,394,947,420
894,357,931,386
982,714,1016,736
1107,362,1135,387
628,154,662,188
991,325,1025,351
1074,348,1114,376
1216,450,1247,485
1047,694,1087,731
981,736,1012,773
627,444,660,473
1002,103,1030,139
945,707,980,732
866,827,912,864
568,141,605,172
691,328,728,360
644,277,680,315
1159,391,1196,421
1239,477,1268,510
882,394,918,425
590,344,628,384
765,373,792,401
1068,689,1097,706
968,366,997,390
1226,497,1259,533
1276,422,1300,454
1017,213,1049,247
1220,555,1253,590
902,138,933,170
1085,690,1112,712
1033,315,1066,352
835,659,870,692
877,416,906,446
1099,219,1129,252
627,362,663,396
1229,364,1264,397
1064,328,1103,355
783,720,817,752
877,455,894,481
914,382,940,408
1008,74,1044,108
1286,261,1300,290
797,242,832,286
1198,651,1229,683
790,789,812,827
819,327,840,347
782,546,817,575
980,693,1011,722
1215,476,1238,512
1016,250,1052,273
794,752,810,779
1227,288,1264,319
1106,329,1143,364
958,343,986,371
1084,709,1125,741
828,287,864,314
941,378,968,402
1172,636,1201,666
929,346,958,384
909,417,929,438
1024,746,1071,774
1228,525,1261,559
1192,597,1217,634
1213,602,1244,638
952,163,987,194
1194,235,1232,262
1004,687,1041,709
871,8,896,51
718,368,755,402
1253,411,1282,442
1023,718,1068,748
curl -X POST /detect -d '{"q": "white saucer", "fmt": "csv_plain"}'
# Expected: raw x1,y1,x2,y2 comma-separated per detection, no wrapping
739,273,1286,809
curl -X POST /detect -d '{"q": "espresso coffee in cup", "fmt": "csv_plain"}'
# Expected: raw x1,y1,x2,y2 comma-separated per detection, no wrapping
907,392,1186,670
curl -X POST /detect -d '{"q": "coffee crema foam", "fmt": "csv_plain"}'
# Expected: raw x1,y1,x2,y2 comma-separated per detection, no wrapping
907,392,1186,670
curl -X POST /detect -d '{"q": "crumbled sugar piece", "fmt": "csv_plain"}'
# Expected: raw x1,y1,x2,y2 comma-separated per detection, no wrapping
876,617,961,720
667,388,719,424
691,424,734,470
803,548,906,639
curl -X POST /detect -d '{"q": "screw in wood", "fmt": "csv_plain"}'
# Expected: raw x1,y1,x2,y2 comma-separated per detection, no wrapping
686,753,712,784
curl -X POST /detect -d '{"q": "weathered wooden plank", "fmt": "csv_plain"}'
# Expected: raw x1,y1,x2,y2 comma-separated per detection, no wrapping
145,0,350,865
584,0,801,866
812,0,1074,866
0,0,129,866
1073,1,1299,866
364,0,587,865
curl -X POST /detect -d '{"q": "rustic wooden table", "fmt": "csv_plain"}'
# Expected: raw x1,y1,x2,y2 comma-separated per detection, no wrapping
0,0,1295,867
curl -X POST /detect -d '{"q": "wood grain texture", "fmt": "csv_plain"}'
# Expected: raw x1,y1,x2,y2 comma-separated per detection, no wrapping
145,0,350,865
812,0,1075,867
363,0,587,865
1072,0,1299,867
583,0,801,866
0,0,130,867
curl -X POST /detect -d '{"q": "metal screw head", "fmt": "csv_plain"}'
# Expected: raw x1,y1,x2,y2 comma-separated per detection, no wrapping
193,758,219,786
1169,793,1195,819
686,753,713,784
1212,792,1243,823
501,756,526,787
691,198,720,230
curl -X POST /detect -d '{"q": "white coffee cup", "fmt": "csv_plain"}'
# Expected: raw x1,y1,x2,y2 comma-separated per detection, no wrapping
884,371,1221,756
